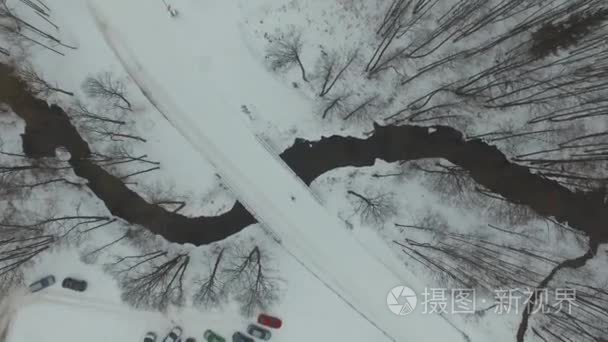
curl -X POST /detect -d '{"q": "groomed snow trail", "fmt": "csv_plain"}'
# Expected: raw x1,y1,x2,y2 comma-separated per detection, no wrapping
87,1,467,341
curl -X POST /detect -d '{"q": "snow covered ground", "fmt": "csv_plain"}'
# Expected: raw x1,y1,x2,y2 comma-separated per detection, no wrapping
2,0,465,340
3,0,234,217
86,0,471,340
5,242,406,342
1,0,605,341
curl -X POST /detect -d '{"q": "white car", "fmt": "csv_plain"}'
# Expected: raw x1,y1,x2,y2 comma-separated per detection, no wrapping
28,275,56,292
162,327,182,342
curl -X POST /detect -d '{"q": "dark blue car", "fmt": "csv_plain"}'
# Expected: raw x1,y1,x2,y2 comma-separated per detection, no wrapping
246,325,271,340
62,277,87,292
231,332,253,342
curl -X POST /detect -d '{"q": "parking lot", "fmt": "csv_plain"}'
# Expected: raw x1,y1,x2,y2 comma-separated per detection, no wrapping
6,291,251,342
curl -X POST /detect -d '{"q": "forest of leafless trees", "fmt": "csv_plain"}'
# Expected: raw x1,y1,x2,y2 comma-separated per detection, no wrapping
262,1,608,340
0,0,606,338
266,0,608,192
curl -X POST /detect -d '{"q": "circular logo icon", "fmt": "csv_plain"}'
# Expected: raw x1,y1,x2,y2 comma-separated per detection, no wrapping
387,286,417,315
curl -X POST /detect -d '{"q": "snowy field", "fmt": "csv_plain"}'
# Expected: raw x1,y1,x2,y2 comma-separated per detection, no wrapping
0,0,606,341
86,0,476,340
4,246,406,342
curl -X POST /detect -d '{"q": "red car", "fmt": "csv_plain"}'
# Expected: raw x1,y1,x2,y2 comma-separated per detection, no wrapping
257,314,282,329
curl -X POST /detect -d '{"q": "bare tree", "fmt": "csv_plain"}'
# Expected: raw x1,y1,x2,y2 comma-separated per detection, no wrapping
530,281,608,342
0,145,81,192
137,181,186,214
0,209,52,289
406,160,475,202
320,92,350,119
317,49,357,97
82,225,133,263
0,266,23,297
477,188,539,227
342,95,378,121
0,4,66,56
114,250,190,311
82,123,147,143
193,247,226,308
86,145,160,184
71,103,147,158
394,222,560,292
83,72,132,111
69,100,127,126
347,189,396,226
365,0,412,75
18,63,73,96
0,210,112,287
223,246,280,316
266,28,308,82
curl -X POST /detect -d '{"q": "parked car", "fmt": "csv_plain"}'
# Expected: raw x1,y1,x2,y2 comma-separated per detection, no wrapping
163,326,182,342
28,275,55,293
246,325,271,340
231,332,253,342
61,277,87,292
257,314,282,329
185,338,196,342
204,330,225,342
143,332,157,342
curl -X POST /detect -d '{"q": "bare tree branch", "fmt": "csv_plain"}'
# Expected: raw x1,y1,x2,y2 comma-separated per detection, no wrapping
347,189,396,226
83,72,132,111
223,246,280,316
193,248,226,308
116,251,190,311
17,63,73,96
266,28,308,82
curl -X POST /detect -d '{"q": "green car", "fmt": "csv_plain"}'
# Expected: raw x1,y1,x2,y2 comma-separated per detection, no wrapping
203,330,225,342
